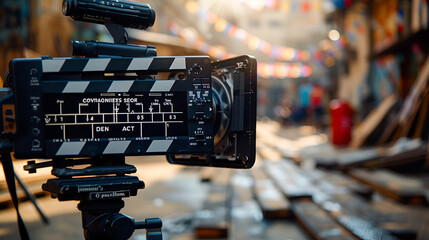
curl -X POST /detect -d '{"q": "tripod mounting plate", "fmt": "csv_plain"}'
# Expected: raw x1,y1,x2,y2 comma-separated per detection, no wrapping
52,164,137,177
42,175,144,201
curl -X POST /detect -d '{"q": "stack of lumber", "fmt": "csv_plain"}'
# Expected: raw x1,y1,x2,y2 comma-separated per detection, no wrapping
343,58,429,170
192,150,429,240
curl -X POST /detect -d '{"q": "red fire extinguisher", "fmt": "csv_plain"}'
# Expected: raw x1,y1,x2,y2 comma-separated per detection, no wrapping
330,100,353,146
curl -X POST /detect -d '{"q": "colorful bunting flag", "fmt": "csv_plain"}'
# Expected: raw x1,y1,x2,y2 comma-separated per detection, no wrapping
184,0,312,62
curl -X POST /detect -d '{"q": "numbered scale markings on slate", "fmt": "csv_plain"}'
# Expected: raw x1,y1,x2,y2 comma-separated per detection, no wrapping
43,92,188,141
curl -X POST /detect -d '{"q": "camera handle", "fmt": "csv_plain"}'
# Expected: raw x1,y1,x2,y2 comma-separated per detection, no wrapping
105,23,128,44
71,22,157,58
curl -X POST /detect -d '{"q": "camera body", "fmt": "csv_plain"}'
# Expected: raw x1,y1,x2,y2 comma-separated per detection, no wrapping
5,54,256,168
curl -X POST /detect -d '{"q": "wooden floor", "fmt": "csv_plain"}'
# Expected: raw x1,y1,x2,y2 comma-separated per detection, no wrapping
0,122,428,240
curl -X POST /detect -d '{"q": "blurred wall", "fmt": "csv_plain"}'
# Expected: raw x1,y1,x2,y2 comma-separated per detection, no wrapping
0,0,74,83
337,1,370,110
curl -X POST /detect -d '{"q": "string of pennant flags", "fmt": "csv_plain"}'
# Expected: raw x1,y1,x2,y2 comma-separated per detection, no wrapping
258,62,313,79
240,0,322,13
184,0,312,62
167,21,313,79
180,0,323,13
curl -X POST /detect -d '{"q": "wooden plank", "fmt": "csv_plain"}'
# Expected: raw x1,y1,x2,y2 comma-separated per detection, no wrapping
372,199,426,240
297,165,419,239
397,90,426,139
335,214,399,240
305,169,373,199
395,57,429,139
362,145,428,171
229,169,309,240
376,113,401,145
229,171,264,240
335,147,385,170
291,200,357,240
264,161,314,200
349,169,427,205
261,155,425,239
251,167,291,219
329,194,418,240
412,88,429,139
194,169,232,239
337,138,428,171
350,95,399,148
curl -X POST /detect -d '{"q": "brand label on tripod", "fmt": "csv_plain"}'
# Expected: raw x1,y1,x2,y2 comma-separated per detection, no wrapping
89,190,130,200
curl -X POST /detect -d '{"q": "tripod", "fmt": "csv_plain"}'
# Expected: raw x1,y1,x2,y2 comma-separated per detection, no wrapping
25,156,163,240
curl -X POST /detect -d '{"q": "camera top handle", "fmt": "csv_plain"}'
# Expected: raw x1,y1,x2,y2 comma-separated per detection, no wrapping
63,0,157,57
62,0,155,31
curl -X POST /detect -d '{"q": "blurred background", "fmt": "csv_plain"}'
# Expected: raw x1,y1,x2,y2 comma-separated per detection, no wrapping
1,0,429,239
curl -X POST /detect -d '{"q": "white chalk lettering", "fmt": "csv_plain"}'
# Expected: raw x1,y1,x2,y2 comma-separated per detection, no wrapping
122,126,135,132
96,126,109,132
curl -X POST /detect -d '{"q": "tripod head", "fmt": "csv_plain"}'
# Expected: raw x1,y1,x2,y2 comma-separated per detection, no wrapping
25,156,163,240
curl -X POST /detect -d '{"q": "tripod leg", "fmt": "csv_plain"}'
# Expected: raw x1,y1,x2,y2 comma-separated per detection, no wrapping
14,172,49,224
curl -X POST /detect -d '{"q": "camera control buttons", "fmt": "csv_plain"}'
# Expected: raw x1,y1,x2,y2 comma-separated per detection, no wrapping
30,68,38,77
31,116,41,123
195,134,205,143
190,64,202,75
32,139,41,148
32,128,41,136
194,112,205,120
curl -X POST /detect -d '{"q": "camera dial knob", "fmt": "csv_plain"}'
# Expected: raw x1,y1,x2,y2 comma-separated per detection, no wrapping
190,64,202,75
32,128,41,136
104,213,135,240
